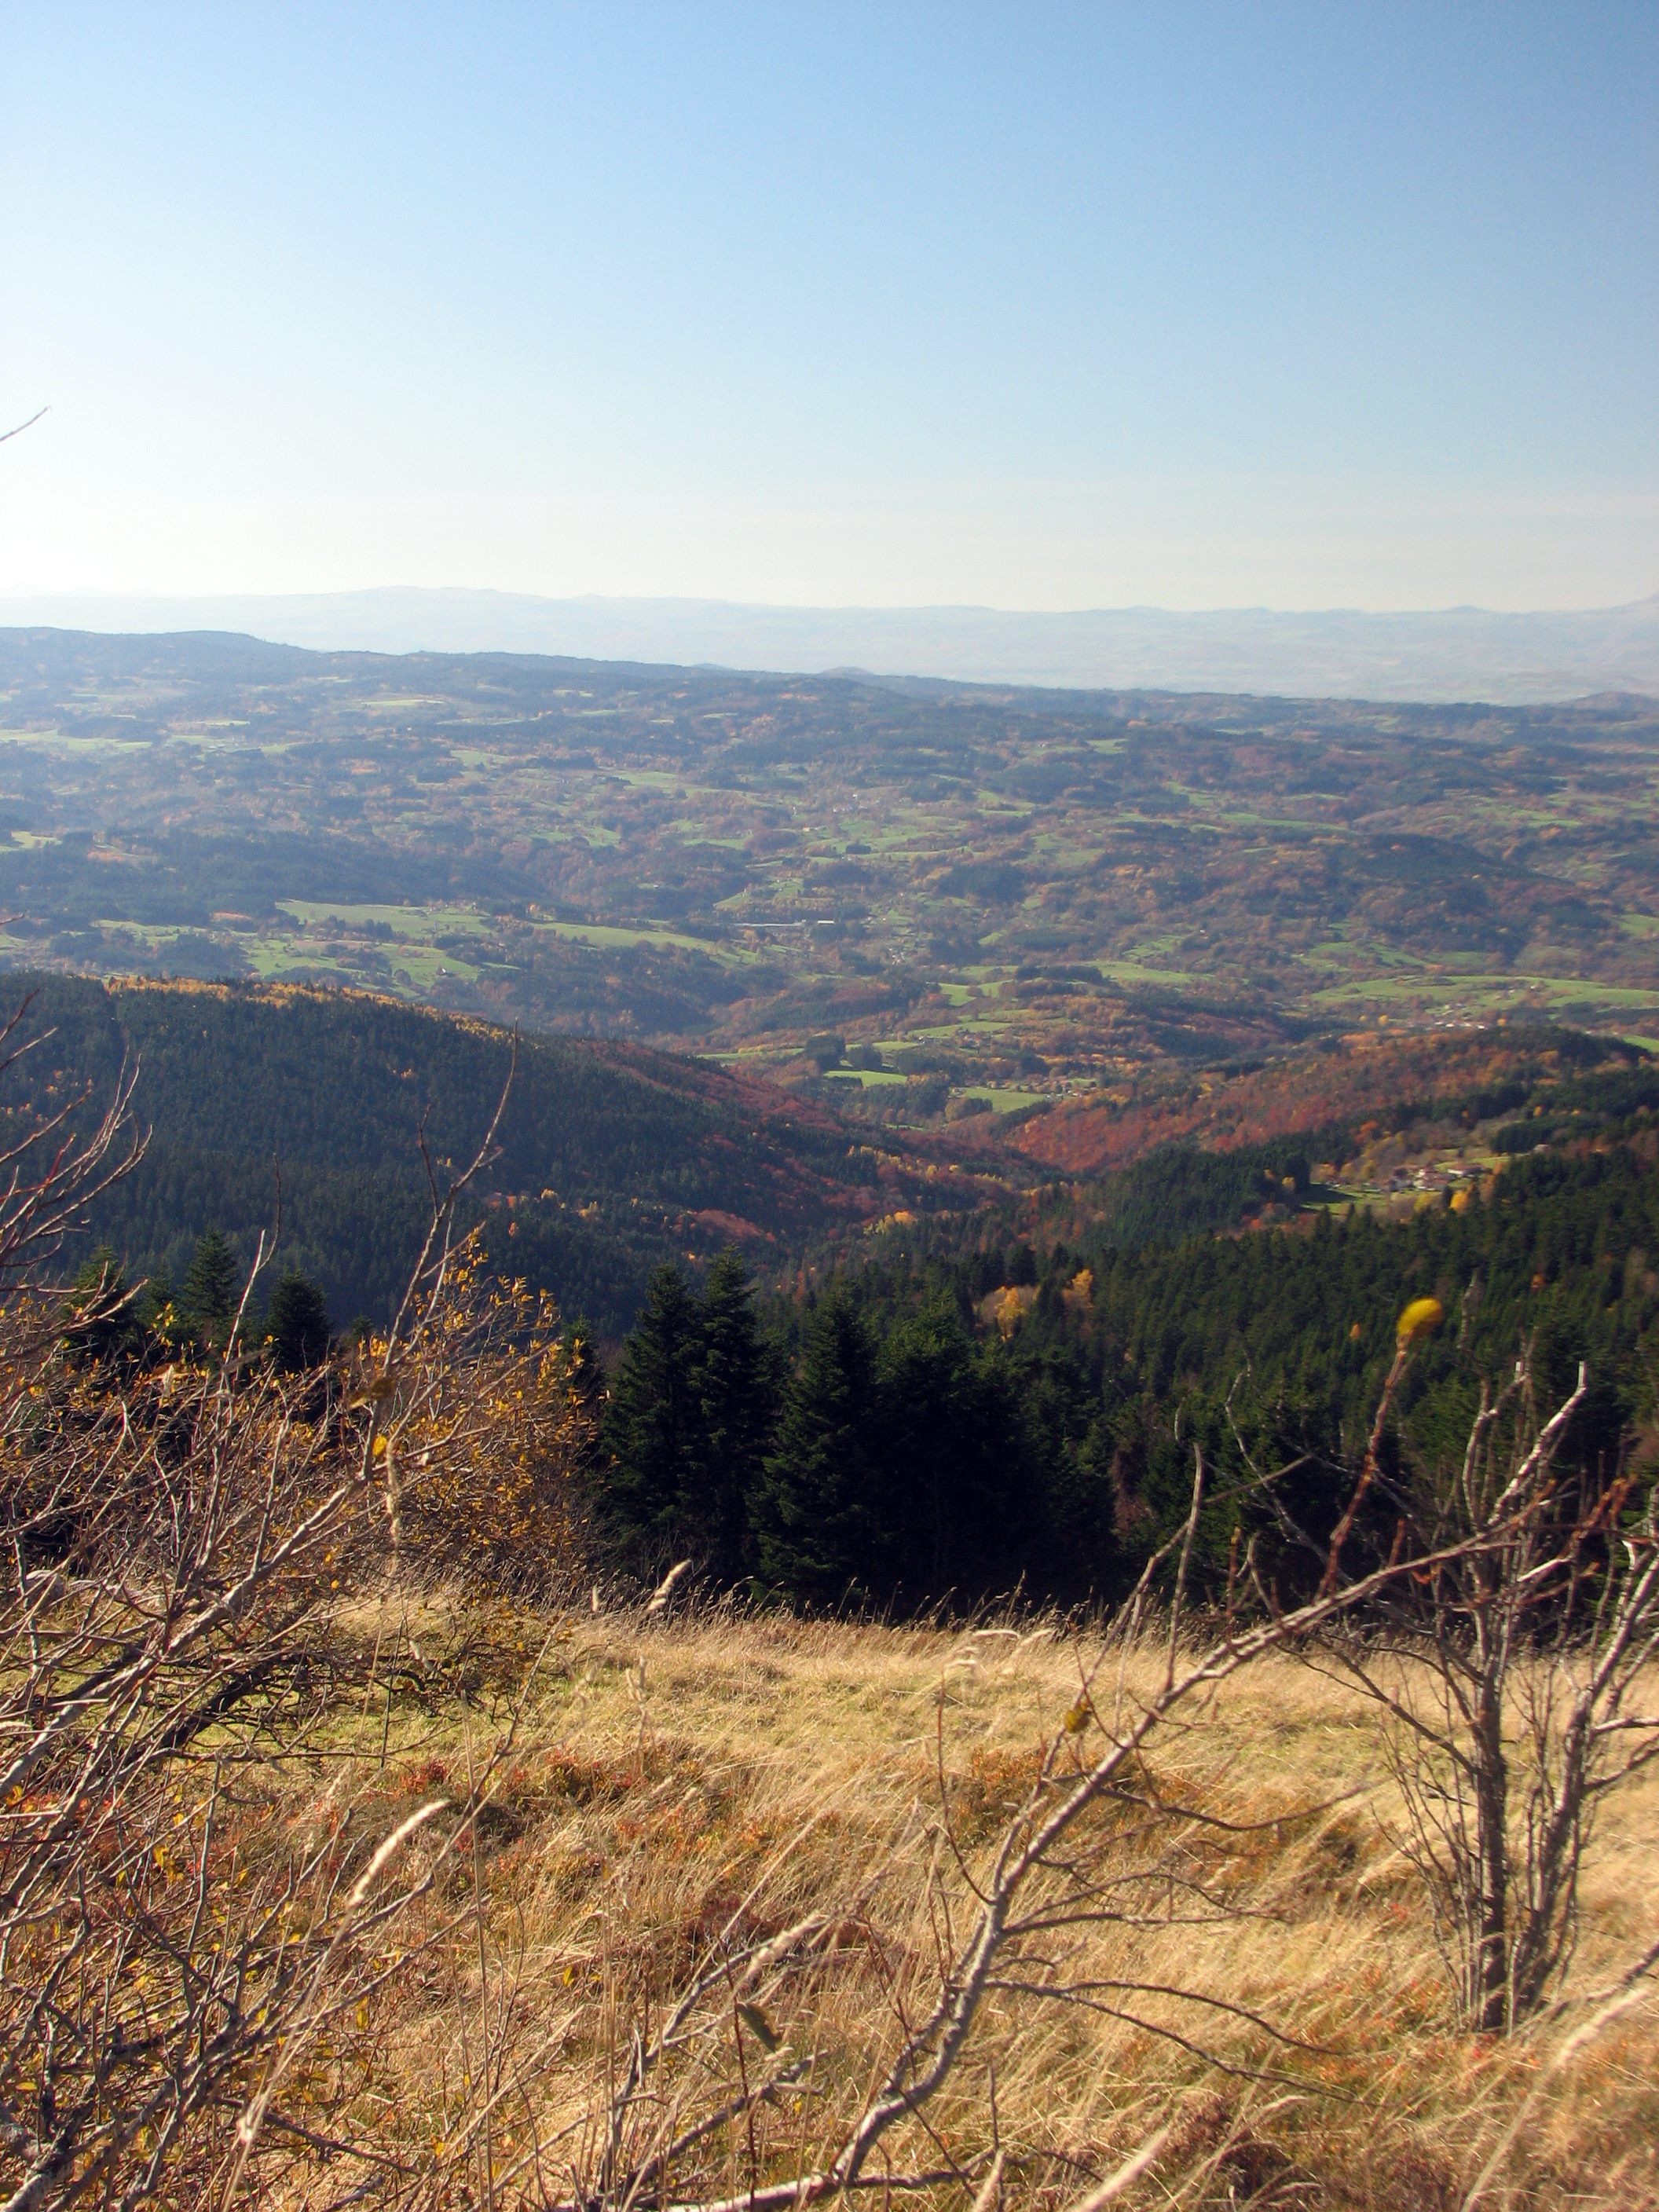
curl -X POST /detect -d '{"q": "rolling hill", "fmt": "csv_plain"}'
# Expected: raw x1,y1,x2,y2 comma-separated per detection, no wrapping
1,974,998,1338
1008,1023,1643,1177
3,628,1657,1113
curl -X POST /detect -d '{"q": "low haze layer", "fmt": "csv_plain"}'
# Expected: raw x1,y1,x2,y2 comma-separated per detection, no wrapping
3,591,1657,703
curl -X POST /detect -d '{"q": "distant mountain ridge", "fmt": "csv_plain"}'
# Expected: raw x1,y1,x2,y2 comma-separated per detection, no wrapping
3,588,1656,703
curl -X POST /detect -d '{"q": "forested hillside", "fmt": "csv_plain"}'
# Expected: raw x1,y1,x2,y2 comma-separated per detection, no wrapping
786,1024,1659,1280
0,973,965,1335
599,1137,1659,1610
1012,1021,1642,1174
8,966,1656,1621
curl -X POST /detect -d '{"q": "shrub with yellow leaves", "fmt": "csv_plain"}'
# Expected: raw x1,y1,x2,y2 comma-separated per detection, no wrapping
350,1243,599,1591
0,1225,596,2208
0,1028,599,2207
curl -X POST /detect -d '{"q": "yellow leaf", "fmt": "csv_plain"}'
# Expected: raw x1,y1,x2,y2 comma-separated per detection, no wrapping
1396,1296,1444,1344
1062,1698,1092,1735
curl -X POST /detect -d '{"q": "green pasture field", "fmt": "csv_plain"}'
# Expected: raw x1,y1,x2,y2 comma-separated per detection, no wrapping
967,1086,1048,1114
1310,970,1659,1017
244,943,394,983
0,730,150,753
906,1020,1015,1045
1093,958,1198,988
93,921,184,949
532,918,744,959
385,949,482,987
276,901,489,936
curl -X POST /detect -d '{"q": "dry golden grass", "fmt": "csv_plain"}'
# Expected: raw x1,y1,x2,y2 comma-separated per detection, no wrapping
241,1598,1659,2210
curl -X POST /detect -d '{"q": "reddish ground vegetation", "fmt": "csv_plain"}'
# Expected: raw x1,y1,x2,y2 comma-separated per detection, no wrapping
1011,1027,1614,1175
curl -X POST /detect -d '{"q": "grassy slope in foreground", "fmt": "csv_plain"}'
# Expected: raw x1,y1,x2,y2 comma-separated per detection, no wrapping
275,1595,1659,2205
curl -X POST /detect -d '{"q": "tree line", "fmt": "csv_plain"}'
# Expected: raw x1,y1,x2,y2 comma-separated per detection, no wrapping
65,1230,332,1373
595,1140,1659,1611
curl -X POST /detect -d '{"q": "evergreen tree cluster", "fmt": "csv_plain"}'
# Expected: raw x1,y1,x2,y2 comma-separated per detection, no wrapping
602,1238,1115,1610
600,1251,780,1584
597,1141,1659,1613
63,1229,335,1373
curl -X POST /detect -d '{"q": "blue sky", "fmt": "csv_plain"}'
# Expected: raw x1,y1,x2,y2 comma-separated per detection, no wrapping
2,2,1654,608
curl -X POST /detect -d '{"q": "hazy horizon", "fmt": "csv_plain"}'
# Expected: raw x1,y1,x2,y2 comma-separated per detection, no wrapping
13,583,1659,618
5,586,1656,705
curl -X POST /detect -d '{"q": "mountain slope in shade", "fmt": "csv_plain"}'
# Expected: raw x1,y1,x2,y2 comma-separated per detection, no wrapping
0,976,1001,1337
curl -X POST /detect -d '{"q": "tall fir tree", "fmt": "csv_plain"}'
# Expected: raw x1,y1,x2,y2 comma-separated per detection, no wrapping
877,1295,1013,1599
181,1231,240,1343
599,1264,705,1569
753,1285,886,1608
264,1270,331,1372
557,1320,608,1448
692,1247,779,1583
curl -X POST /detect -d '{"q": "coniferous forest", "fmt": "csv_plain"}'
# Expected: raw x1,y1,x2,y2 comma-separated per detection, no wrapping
3,969,1654,1616
597,1137,1659,1610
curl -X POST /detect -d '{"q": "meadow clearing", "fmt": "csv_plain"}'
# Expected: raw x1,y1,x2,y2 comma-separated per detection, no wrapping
120,1591,1653,2210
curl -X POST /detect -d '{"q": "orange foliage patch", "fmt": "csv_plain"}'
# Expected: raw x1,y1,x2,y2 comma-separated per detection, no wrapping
1011,1029,1609,1177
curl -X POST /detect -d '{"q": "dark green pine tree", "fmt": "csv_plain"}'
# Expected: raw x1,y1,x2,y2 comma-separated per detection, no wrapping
691,1247,780,1584
551,1317,609,1494
752,1284,886,1609
264,1270,331,1373
599,1265,705,1569
877,1296,1005,1601
558,1319,609,1430
137,1268,177,1341
181,1230,240,1343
